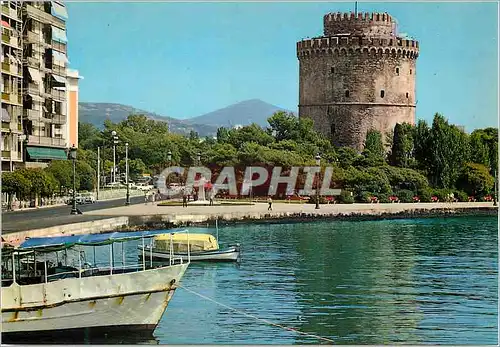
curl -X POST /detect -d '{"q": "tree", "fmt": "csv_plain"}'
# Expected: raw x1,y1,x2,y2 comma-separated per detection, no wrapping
1,171,31,205
456,163,494,197
45,160,75,191
118,158,147,180
469,131,490,167
76,161,96,191
413,119,431,171
364,129,385,158
426,114,470,188
78,122,103,150
390,123,415,168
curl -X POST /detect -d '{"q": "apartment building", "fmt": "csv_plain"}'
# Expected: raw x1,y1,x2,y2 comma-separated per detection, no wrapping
21,1,69,167
1,1,81,172
1,1,23,171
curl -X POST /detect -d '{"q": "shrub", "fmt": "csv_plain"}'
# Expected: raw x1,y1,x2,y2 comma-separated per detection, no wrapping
377,192,391,203
455,190,469,202
339,190,354,204
417,187,433,202
395,189,414,203
308,195,327,205
433,188,454,202
355,191,373,203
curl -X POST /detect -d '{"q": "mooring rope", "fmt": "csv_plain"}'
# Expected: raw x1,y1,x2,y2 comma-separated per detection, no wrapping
178,284,335,344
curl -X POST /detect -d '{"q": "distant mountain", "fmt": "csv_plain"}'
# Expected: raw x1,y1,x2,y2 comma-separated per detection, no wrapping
78,99,294,137
79,103,219,137
186,99,294,128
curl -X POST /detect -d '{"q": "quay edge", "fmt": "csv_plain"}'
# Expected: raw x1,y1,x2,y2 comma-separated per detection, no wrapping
2,204,498,244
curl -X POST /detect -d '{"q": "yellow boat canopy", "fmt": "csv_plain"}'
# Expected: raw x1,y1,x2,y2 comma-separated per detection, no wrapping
154,233,219,252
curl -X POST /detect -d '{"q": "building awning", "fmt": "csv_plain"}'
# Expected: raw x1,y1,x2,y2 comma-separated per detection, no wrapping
51,2,68,21
1,108,11,122
51,25,67,43
1,20,11,29
27,94,43,102
27,67,42,83
51,74,67,85
52,50,68,65
27,146,68,160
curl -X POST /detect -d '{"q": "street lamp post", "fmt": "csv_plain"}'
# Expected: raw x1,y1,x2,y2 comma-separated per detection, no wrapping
111,131,118,183
68,145,78,215
167,150,172,197
494,170,498,207
315,153,321,210
125,143,130,206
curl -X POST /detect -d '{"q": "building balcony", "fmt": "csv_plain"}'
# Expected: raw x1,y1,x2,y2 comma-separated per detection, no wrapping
27,135,66,148
45,114,66,125
24,4,65,29
24,109,42,120
27,83,41,94
2,34,20,48
25,30,41,43
1,92,22,105
23,56,41,69
1,60,22,76
50,89,65,101
51,41,66,54
2,4,20,21
1,150,22,161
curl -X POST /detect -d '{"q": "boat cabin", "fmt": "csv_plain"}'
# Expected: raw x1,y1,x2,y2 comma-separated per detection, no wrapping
154,233,219,253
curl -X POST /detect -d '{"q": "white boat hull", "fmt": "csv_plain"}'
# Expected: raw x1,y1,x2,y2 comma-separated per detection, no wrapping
139,246,240,262
2,263,188,339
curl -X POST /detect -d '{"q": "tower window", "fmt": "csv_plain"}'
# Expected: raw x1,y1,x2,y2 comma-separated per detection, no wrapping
406,92,409,98
410,69,412,75
396,67,399,75
345,90,350,97
331,67,334,74
380,90,385,98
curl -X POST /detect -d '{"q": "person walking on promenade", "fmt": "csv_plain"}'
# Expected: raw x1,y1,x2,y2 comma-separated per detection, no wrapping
182,189,188,207
209,189,214,206
268,196,273,211
144,191,148,205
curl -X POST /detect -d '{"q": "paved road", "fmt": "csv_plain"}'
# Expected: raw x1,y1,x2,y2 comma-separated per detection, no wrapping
1,196,144,233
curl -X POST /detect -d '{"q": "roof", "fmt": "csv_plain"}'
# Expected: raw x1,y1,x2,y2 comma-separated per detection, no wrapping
17,228,188,252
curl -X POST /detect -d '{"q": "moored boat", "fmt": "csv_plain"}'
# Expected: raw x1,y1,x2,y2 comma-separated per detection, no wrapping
1,229,190,342
139,232,241,262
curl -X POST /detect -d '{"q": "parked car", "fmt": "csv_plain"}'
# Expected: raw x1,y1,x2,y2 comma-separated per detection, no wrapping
136,183,155,191
104,182,125,189
81,193,96,204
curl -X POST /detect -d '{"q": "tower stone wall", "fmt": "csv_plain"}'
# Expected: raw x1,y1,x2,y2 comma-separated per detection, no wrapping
297,12,419,150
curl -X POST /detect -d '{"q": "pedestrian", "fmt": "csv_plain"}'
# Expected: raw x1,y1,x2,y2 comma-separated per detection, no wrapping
268,196,273,211
209,191,214,206
182,189,188,207
144,192,148,205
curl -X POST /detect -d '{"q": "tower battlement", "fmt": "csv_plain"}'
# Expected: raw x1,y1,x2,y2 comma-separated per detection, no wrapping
297,11,419,151
297,36,419,59
323,12,396,37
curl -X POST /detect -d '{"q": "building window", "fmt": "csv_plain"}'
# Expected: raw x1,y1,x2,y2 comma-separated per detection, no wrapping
406,92,409,98
331,67,334,74
396,67,399,75
330,124,336,136
410,69,412,75
345,90,350,97
380,90,385,98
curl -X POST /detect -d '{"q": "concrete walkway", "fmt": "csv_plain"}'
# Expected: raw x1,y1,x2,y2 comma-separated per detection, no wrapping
85,201,497,217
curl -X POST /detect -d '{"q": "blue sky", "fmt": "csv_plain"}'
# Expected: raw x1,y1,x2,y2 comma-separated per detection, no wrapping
66,1,498,131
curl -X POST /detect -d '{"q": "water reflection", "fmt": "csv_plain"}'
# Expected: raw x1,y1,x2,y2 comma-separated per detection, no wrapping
159,216,497,345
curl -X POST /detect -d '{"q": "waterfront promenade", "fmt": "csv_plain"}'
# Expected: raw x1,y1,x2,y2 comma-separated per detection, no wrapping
85,201,496,218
